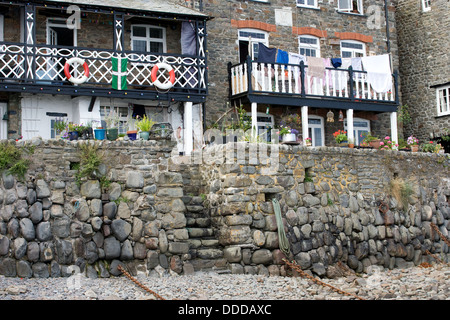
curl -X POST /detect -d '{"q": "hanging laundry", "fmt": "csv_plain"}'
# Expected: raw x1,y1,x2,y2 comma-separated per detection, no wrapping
257,43,277,64
331,58,342,68
361,54,392,93
181,22,197,55
323,58,333,87
288,52,307,92
276,49,289,65
306,56,325,79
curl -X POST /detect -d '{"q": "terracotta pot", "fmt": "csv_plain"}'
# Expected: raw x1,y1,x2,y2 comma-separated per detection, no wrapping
411,144,419,152
369,139,381,149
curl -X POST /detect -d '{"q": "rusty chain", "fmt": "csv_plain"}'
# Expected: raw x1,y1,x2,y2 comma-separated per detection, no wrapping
117,265,166,300
282,259,365,300
430,222,450,247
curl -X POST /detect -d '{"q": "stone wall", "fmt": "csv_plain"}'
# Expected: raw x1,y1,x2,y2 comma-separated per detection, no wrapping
200,143,450,276
396,0,450,141
0,138,449,279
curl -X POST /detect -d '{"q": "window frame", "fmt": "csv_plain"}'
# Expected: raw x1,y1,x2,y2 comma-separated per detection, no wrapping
422,0,431,12
340,40,366,58
131,24,167,53
337,0,364,15
344,117,371,146
436,84,450,117
298,35,321,57
296,0,318,9
308,115,324,147
238,28,269,62
46,17,77,46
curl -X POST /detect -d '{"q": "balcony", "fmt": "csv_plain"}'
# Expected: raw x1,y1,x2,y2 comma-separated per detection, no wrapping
229,57,399,113
0,1,208,103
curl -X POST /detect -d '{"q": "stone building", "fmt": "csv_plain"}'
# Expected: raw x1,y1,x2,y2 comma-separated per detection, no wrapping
0,0,209,154
396,0,450,143
180,0,400,147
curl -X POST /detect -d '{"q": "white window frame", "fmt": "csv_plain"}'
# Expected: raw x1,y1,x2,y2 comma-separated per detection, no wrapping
436,85,450,117
422,0,431,12
308,115,324,147
246,112,274,141
338,0,364,15
298,35,321,57
46,18,77,46
296,0,318,9
0,15,4,42
131,24,167,53
344,117,371,146
340,40,366,58
100,106,131,135
238,28,269,61
0,103,7,140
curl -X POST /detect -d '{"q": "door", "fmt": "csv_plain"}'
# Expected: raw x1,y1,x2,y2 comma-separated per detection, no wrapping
308,116,324,147
0,103,7,139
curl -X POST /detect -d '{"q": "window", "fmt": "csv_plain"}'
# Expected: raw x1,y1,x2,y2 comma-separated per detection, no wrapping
437,85,450,116
422,0,431,12
340,40,366,58
296,0,318,9
246,112,274,142
299,35,320,57
238,29,269,63
100,106,131,135
308,116,324,147
338,0,363,15
0,15,4,42
131,25,166,53
47,18,77,46
344,118,370,146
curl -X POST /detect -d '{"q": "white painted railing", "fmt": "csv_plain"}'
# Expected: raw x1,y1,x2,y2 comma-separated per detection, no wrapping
230,61,396,102
0,43,207,92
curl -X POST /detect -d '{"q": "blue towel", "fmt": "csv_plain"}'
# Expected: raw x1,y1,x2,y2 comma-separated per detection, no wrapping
276,49,289,65
257,43,277,64
331,58,342,68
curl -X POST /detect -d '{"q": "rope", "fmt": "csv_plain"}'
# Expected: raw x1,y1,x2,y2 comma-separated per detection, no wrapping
118,265,166,300
272,198,290,257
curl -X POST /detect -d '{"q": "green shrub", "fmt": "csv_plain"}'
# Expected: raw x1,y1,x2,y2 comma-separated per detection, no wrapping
0,141,34,180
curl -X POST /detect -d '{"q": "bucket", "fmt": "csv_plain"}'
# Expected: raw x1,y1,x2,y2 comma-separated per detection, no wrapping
94,129,106,140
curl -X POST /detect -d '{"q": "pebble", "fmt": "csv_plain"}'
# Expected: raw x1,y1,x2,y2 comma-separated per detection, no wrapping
0,264,448,300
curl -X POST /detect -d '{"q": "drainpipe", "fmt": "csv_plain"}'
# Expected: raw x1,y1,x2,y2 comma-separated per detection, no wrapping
384,0,391,54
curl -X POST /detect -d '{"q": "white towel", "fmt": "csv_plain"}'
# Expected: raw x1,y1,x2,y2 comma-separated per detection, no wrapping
361,54,392,93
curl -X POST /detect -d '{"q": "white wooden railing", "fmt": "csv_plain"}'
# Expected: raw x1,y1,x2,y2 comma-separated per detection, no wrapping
230,60,396,102
0,43,207,92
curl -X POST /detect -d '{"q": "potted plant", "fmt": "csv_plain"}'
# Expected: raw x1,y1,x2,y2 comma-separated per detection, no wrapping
125,114,138,141
67,123,84,141
135,114,155,140
379,136,398,150
104,107,120,141
361,132,381,149
304,137,312,146
348,138,354,149
93,120,106,140
333,130,348,147
420,141,442,153
54,117,67,139
278,125,298,143
406,135,419,152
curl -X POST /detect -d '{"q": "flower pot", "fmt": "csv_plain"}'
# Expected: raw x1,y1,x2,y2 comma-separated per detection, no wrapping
94,128,106,140
369,139,381,149
411,144,419,152
140,131,150,141
68,131,79,141
348,143,354,148
282,133,297,142
107,128,118,141
127,130,138,141
338,141,348,147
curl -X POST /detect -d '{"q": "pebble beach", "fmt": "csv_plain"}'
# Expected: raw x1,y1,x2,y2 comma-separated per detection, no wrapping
1,264,448,301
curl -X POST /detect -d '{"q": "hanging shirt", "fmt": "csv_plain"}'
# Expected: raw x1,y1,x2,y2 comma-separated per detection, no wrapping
276,49,289,65
306,56,325,79
257,43,277,64
331,58,342,68
361,54,392,93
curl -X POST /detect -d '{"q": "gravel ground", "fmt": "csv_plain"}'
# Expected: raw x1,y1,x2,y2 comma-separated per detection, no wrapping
1,264,449,301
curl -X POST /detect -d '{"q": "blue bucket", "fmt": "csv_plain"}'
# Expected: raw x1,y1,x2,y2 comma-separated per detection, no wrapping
94,129,106,140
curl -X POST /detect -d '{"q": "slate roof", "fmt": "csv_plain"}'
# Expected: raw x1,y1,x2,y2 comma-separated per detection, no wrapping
38,0,209,18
